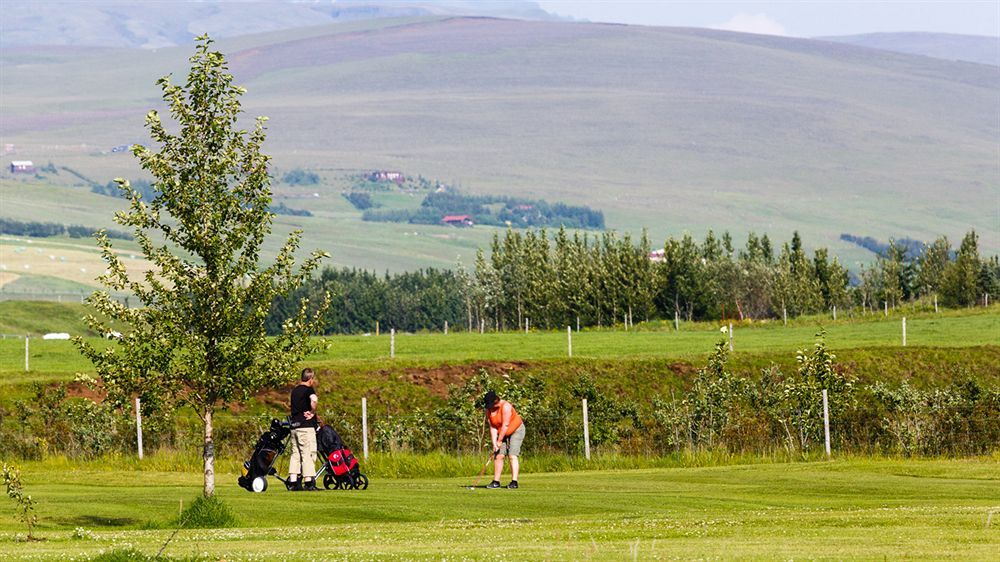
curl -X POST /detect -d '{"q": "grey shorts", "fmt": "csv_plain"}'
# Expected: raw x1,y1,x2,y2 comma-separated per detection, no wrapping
499,424,525,457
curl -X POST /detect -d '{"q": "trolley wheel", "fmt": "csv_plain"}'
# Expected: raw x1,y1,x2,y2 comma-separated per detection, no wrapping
251,476,268,493
323,474,334,490
354,473,369,490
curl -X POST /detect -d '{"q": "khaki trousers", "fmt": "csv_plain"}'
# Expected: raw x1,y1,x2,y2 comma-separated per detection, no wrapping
289,427,317,480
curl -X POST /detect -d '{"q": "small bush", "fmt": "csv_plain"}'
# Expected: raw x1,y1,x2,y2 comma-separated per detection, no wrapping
176,495,237,529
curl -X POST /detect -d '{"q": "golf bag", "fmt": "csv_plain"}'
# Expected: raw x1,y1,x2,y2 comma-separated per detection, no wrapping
238,418,291,493
316,424,369,490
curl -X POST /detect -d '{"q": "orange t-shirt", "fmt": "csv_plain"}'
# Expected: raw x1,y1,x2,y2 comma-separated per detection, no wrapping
488,400,523,437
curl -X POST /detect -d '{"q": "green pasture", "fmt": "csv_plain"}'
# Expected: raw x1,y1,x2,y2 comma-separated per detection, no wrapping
1,307,996,381
1,458,997,560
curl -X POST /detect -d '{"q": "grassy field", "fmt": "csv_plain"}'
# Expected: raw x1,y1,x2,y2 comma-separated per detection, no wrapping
1,457,997,560
2,16,997,280
1,305,996,377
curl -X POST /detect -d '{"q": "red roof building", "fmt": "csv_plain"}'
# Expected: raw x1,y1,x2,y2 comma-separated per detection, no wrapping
441,215,474,227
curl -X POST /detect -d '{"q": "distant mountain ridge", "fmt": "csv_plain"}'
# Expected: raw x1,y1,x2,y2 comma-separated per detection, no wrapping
0,0,558,48
2,16,996,273
816,32,999,66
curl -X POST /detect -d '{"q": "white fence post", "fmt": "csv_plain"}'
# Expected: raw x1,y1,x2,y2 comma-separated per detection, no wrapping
567,325,572,357
783,307,787,326
902,317,907,347
525,317,529,334
674,310,679,331
362,397,369,460
390,328,396,358
884,301,888,317
582,398,590,461
375,321,379,337
832,305,837,321
24,335,29,372
480,318,485,334
822,389,831,459
934,294,939,313
576,315,580,333
728,323,734,352
444,321,448,335
135,397,144,460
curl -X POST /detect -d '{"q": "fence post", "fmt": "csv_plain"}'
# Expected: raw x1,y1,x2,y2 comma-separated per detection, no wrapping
783,307,787,326
934,294,938,313
728,323,734,352
480,318,485,334
24,335,29,372
884,301,888,317
674,310,679,331
902,317,907,347
444,321,448,335
576,315,580,333
582,398,590,461
567,325,572,357
362,397,369,460
832,305,837,321
525,317,529,334
822,389,831,459
390,328,396,358
375,321,379,337
135,397,144,460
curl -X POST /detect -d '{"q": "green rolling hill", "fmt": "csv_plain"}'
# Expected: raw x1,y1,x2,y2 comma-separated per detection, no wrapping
1,17,996,282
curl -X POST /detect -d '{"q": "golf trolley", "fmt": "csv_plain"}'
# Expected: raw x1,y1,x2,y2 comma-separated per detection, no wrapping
238,419,369,492
238,418,293,493
316,424,369,490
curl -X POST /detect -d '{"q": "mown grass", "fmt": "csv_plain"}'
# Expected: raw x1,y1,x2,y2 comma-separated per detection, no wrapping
1,457,997,560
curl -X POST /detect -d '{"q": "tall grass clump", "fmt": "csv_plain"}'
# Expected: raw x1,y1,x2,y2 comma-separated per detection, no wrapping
176,495,237,529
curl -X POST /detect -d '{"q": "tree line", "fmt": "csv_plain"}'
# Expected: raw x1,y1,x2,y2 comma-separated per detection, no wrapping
268,228,997,335
361,190,605,229
0,218,132,241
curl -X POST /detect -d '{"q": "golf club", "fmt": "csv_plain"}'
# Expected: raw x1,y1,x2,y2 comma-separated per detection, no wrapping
467,449,497,490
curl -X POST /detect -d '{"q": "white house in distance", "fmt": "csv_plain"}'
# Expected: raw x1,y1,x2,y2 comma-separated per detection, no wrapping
9,160,35,174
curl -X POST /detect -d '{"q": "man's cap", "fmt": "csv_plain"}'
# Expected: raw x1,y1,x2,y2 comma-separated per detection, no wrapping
482,390,499,409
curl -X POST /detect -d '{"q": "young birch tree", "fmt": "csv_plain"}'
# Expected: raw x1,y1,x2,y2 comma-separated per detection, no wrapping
76,36,329,496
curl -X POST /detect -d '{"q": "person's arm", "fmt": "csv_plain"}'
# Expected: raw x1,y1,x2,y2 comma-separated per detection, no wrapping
497,403,513,442
490,426,499,452
304,392,318,420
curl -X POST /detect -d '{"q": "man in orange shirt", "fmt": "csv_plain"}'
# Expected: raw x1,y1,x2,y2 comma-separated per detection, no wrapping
483,390,525,489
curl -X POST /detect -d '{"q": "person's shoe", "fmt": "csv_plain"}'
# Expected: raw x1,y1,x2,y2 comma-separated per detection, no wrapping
486,480,502,489
506,481,518,489
303,480,319,491
287,479,302,491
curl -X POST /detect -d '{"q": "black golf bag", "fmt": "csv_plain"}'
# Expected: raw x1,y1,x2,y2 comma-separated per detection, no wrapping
238,418,291,493
316,424,369,490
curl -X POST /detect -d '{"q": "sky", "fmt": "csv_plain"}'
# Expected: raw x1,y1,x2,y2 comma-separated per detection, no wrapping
536,1,1000,37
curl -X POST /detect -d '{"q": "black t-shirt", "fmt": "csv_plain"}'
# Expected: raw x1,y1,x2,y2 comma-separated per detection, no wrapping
290,384,317,428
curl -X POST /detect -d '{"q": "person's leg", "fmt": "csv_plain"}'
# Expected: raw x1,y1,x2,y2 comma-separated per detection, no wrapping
507,425,524,486
288,430,303,485
492,453,504,482
302,427,318,489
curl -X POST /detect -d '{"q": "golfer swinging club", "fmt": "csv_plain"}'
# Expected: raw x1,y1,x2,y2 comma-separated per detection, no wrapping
483,390,525,489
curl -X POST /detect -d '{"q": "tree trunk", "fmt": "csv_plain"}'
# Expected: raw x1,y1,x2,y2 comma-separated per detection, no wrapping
203,407,215,496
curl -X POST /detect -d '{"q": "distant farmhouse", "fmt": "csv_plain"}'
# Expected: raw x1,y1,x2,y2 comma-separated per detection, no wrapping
441,214,474,227
648,249,666,262
368,170,405,185
9,160,35,174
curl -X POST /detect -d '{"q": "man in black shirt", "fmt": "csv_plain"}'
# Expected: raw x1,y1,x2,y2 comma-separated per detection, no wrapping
288,368,319,491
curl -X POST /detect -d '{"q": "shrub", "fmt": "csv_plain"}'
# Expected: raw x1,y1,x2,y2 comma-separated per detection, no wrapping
177,495,237,529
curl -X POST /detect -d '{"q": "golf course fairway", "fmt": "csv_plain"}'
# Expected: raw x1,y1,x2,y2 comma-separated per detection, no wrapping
3,457,998,560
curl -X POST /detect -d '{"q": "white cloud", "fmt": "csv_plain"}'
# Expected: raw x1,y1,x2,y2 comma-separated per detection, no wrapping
711,13,787,36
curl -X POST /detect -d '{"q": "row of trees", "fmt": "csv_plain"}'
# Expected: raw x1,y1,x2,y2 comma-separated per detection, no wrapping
269,228,997,334
0,218,132,240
